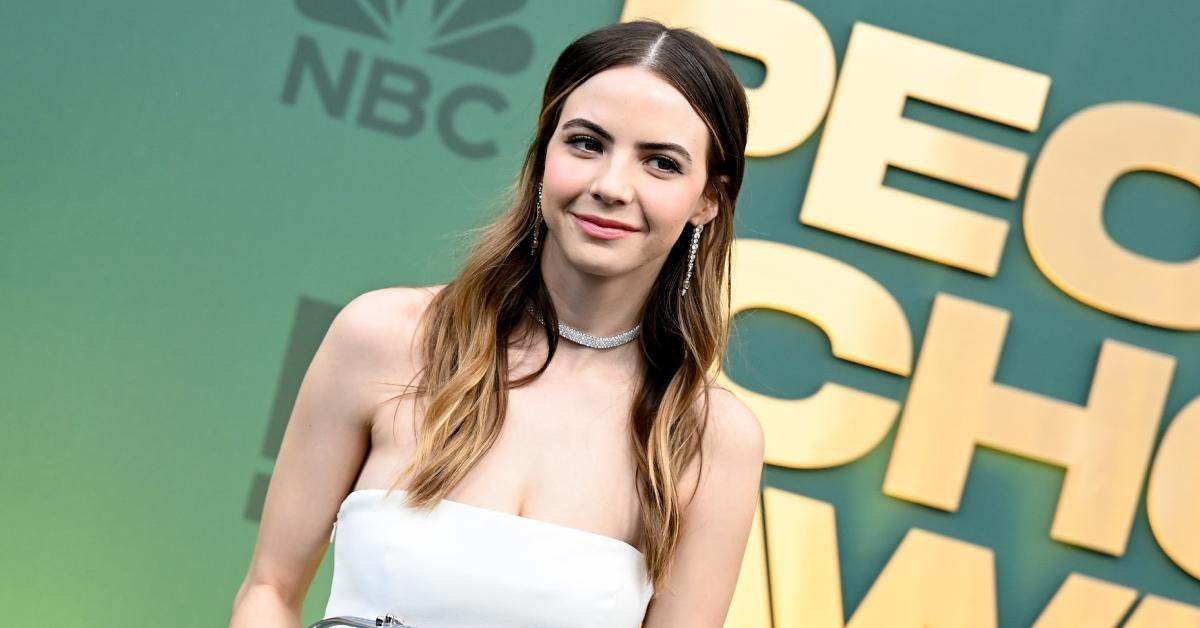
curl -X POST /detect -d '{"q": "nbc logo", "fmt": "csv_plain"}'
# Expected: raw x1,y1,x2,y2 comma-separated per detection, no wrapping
281,0,535,158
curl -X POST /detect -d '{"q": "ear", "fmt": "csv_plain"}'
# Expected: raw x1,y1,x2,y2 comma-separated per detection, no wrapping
693,174,729,227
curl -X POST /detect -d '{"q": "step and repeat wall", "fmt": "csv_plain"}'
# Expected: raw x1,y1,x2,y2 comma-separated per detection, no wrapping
2,1,1196,626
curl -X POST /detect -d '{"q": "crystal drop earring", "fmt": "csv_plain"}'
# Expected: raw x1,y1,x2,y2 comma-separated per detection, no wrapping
531,181,543,256
680,223,704,297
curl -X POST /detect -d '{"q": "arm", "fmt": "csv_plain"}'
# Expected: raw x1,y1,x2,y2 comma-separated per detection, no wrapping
641,387,766,628
229,287,427,627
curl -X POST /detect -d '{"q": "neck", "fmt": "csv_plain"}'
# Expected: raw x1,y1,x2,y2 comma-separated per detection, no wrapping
537,235,663,340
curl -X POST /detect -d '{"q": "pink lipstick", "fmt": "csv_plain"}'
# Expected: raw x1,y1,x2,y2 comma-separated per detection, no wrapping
572,213,636,240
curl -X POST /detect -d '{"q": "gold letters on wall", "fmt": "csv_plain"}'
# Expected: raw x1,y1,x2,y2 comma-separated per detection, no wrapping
761,488,844,626
883,293,1175,556
848,529,997,627
1032,573,1138,627
1124,597,1200,626
1147,395,1200,581
717,239,912,468
725,491,1200,627
731,490,1003,627
1025,102,1200,330
619,0,1200,621
801,22,1050,276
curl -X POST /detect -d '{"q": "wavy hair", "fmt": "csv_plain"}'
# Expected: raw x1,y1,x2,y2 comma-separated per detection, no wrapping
382,19,749,593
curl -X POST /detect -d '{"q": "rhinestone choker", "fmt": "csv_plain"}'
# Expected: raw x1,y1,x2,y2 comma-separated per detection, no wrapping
524,302,641,349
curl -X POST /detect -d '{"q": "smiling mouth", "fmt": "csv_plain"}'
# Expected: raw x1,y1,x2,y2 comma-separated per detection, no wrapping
572,213,637,240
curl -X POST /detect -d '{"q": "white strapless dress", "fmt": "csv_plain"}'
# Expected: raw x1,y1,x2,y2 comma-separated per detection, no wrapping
321,489,654,628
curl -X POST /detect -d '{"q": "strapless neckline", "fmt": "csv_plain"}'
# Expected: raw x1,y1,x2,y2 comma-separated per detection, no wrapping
341,489,647,560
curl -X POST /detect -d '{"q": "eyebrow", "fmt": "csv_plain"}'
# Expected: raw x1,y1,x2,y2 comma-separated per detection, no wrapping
561,118,694,165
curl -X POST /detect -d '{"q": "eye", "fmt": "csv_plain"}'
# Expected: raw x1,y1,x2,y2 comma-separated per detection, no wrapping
648,156,682,174
566,135,602,152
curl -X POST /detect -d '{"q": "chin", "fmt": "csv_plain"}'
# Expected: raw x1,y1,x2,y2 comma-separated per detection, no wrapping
570,257,628,278
561,245,633,278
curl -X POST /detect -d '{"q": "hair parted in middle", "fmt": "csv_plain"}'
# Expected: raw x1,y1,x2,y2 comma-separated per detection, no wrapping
379,18,750,595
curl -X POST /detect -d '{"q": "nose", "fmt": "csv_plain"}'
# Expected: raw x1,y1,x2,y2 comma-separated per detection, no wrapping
588,154,634,206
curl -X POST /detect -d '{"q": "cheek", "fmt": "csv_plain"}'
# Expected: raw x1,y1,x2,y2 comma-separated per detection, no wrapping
542,145,591,195
641,186,701,232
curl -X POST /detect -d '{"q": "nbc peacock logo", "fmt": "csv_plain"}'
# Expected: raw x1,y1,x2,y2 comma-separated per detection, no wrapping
281,0,535,158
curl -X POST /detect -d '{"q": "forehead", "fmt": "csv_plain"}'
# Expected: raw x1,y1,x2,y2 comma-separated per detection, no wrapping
559,66,709,158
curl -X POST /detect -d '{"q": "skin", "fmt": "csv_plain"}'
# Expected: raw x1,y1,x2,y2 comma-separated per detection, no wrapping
229,66,765,628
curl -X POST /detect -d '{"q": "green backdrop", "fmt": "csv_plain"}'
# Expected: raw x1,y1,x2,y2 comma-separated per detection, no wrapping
1,1,1196,625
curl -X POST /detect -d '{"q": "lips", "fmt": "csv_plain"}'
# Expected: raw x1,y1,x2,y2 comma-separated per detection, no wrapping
574,213,636,231
572,213,637,240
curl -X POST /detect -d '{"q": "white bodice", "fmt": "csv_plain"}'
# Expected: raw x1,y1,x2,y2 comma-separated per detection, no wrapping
322,489,654,628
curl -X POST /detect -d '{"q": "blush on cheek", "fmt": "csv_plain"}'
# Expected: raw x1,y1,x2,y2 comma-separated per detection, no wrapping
542,152,591,196
639,188,699,230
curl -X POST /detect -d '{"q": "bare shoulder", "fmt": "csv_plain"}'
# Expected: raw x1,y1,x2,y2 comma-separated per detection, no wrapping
342,284,446,325
700,385,765,470
676,385,765,513
333,284,447,367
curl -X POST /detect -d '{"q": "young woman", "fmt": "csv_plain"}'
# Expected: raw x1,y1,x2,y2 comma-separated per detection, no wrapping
231,18,762,628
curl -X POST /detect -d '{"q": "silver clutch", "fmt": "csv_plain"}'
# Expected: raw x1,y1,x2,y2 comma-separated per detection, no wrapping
309,613,418,627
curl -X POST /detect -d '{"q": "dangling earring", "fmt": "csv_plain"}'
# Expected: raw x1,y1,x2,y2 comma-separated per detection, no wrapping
680,223,704,297
531,181,543,256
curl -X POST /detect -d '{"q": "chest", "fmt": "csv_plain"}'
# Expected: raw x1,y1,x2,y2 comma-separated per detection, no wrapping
353,360,646,550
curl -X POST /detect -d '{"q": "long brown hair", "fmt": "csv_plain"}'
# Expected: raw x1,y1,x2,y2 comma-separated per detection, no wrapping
383,19,749,593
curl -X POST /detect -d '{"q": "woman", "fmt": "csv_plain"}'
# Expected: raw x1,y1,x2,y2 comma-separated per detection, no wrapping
230,18,763,628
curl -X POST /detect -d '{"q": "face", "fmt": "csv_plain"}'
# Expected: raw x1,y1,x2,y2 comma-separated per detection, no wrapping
540,65,721,280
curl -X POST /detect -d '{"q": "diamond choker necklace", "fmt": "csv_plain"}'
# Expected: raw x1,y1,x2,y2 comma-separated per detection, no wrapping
524,302,641,349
